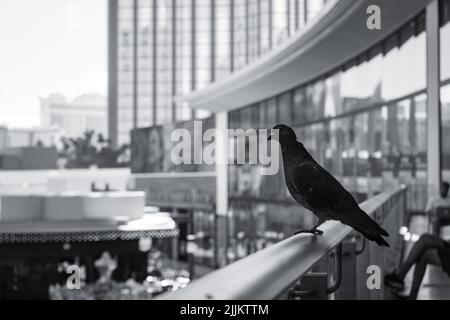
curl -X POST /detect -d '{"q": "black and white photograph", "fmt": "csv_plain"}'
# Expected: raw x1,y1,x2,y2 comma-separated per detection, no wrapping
0,0,450,311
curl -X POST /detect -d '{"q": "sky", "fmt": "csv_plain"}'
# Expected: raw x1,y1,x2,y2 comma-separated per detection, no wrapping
0,0,107,128
1,1,449,128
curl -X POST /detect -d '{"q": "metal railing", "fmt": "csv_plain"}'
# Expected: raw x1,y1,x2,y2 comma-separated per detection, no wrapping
159,186,407,300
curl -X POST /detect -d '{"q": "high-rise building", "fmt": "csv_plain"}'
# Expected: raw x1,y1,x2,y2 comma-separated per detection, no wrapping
40,94,107,140
108,0,328,146
0,126,8,149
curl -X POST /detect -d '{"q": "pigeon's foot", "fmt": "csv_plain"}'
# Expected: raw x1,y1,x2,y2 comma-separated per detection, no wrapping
389,290,411,300
293,228,323,236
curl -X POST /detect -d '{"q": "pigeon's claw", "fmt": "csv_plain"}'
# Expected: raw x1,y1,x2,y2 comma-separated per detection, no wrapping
293,228,323,236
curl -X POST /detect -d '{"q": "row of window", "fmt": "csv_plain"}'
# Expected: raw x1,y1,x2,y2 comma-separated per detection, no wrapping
114,0,329,145
229,12,430,130
228,1,450,213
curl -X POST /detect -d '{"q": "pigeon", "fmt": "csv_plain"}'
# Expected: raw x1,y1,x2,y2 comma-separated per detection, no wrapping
268,124,389,247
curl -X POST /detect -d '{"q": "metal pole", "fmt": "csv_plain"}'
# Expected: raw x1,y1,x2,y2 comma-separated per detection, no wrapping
426,0,442,197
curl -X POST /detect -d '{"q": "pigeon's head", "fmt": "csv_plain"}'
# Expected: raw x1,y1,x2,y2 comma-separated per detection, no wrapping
268,124,297,143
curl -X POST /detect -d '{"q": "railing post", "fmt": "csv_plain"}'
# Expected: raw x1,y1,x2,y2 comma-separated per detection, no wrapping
290,273,328,300
301,273,328,300
335,241,357,300
186,234,196,278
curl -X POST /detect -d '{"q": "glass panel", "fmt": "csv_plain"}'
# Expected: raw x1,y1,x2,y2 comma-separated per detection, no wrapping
272,0,288,45
155,0,173,125
305,0,325,22
233,0,247,69
247,0,259,62
196,0,212,90
381,28,426,101
137,0,153,127
441,0,450,81
175,1,193,121
278,92,292,124
292,87,306,124
340,55,383,112
288,0,297,34
117,0,136,145
216,0,231,80
442,84,450,181
266,98,278,127
260,0,271,54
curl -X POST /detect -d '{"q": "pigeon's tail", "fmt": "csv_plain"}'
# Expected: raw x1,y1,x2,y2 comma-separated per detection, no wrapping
356,227,390,247
345,209,390,247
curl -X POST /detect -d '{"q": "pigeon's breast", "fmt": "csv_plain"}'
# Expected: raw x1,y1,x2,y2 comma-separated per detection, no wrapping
286,178,312,210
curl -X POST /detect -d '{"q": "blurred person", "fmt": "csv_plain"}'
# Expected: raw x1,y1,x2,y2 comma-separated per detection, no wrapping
385,233,450,300
385,182,450,299
426,181,450,214
426,181,450,235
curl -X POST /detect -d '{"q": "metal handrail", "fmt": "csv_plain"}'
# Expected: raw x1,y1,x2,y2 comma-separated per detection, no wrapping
292,243,343,298
355,235,366,255
159,187,406,300
326,243,343,294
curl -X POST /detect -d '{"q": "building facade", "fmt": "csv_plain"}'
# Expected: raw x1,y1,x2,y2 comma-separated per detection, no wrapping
0,127,8,149
40,94,107,140
5,127,63,149
176,0,450,249
108,0,330,146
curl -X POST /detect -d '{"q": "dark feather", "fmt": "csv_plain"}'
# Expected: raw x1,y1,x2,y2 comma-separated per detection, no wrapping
274,124,390,247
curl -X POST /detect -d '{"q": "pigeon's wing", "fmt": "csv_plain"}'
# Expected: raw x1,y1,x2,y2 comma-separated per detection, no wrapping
290,160,358,210
289,153,390,247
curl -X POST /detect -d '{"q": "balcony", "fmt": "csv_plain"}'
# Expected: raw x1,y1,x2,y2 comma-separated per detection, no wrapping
160,187,408,299
181,0,429,112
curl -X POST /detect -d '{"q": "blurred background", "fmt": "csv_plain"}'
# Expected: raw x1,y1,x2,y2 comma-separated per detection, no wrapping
0,0,449,300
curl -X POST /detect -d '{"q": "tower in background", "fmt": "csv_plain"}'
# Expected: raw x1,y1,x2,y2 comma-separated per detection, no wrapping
107,0,328,146
40,94,107,140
